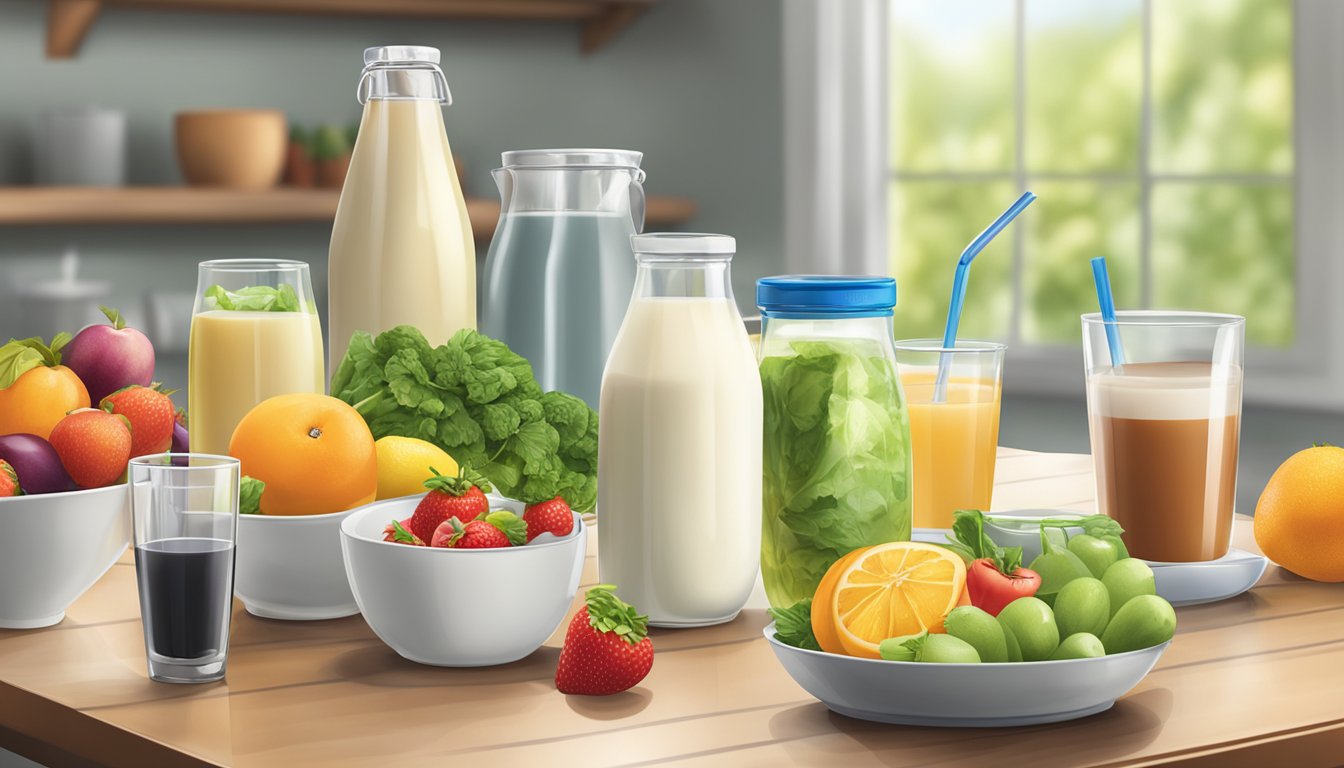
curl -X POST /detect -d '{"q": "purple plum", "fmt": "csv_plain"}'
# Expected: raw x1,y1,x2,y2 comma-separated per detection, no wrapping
62,306,155,405
0,433,75,494
170,421,190,466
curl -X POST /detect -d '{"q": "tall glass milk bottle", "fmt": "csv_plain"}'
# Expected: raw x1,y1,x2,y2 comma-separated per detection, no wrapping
598,234,762,627
327,46,475,373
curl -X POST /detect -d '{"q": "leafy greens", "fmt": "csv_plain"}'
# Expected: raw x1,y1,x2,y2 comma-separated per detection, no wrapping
205,284,301,313
331,326,599,512
760,339,912,605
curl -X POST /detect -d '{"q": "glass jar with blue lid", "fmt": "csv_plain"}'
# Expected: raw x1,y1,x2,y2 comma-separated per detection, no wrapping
756,275,913,610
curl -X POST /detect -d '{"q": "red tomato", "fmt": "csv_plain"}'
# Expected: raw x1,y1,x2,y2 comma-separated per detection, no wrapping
967,558,1041,616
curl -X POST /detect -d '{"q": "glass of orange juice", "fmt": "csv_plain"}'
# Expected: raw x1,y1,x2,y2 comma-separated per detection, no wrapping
188,260,325,456
893,340,1006,529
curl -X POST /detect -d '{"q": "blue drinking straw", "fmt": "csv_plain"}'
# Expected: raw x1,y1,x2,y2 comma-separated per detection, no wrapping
934,191,1038,402
1090,256,1126,367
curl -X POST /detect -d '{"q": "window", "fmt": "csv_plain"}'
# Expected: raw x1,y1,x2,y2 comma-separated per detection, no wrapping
888,0,1295,349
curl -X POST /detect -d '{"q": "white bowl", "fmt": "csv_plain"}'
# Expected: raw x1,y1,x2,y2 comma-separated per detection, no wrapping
235,506,364,620
1146,547,1268,607
341,494,585,667
0,485,129,628
765,623,1169,727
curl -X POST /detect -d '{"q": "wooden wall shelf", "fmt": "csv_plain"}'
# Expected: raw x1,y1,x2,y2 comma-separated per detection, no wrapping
45,0,653,58
0,187,698,239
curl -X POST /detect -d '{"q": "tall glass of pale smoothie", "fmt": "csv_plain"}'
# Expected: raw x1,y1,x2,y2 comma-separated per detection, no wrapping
894,340,1005,530
1083,311,1244,562
188,260,324,456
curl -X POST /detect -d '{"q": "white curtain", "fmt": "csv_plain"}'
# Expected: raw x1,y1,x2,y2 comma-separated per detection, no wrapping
782,0,888,277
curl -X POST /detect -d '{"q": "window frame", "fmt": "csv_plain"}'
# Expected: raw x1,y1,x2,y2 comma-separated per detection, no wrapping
784,0,1344,409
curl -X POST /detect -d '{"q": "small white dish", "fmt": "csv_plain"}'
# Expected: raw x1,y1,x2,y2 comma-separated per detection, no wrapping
0,484,129,628
765,623,1168,727
235,505,365,621
931,508,1267,606
1143,548,1268,607
341,494,585,667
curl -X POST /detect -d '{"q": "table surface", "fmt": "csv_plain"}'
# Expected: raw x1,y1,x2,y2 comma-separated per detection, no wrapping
2,448,1343,768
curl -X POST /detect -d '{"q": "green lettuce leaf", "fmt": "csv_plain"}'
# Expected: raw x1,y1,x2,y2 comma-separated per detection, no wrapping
770,598,821,651
761,338,912,606
205,284,301,312
332,326,599,512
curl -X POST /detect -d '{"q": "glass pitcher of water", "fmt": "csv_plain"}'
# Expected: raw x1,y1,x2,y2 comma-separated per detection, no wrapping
481,149,645,409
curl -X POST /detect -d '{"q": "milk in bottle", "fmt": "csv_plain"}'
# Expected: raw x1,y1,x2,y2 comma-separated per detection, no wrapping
598,234,762,627
327,46,475,372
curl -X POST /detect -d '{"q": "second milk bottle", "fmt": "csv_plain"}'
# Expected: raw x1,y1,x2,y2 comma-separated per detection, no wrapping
327,46,476,372
598,234,761,627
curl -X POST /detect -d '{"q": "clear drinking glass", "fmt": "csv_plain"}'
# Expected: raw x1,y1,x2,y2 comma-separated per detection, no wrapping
188,259,324,456
893,340,1006,529
1082,311,1244,562
130,454,240,684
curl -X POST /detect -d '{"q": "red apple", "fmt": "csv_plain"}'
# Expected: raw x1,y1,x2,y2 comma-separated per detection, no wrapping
62,306,155,404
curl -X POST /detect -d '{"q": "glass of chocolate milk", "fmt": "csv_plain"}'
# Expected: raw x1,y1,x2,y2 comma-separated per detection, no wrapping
1082,312,1244,562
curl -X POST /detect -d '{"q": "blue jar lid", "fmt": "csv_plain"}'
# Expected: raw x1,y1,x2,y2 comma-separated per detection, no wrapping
756,275,897,319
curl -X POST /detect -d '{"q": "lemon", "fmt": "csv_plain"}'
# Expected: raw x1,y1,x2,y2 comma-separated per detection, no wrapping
374,436,458,500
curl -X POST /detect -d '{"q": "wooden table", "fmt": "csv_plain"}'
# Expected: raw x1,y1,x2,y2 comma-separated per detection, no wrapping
2,448,1342,767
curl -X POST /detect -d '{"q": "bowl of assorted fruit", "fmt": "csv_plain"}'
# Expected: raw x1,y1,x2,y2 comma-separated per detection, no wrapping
230,393,380,620
340,475,584,667
765,510,1176,726
0,318,167,628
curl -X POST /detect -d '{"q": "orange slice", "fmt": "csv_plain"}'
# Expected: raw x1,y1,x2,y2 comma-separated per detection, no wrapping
811,546,870,655
828,542,967,659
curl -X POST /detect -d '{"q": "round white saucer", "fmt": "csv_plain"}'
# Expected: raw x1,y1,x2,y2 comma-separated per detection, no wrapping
915,508,1267,607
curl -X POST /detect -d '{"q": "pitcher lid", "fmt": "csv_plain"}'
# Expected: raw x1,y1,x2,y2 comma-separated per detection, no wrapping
500,149,643,170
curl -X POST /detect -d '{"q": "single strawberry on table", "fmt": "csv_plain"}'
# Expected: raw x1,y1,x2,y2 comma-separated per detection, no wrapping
383,518,425,546
524,496,574,542
48,408,132,489
0,460,18,497
432,510,527,549
102,384,176,458
555,584,654,696
408,466,492,542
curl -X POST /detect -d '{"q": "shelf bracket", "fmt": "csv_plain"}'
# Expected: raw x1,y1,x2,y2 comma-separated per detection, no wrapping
47,0,103,58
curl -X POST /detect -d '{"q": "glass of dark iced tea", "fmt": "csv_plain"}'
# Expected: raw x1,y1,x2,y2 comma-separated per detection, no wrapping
1082,312,1244,562
129,454,239,683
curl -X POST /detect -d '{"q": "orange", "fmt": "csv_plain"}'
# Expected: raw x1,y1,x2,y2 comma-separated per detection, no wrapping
0,366,89,440
1254,445,1344,582
228,393,377,516
811,546,870,655
820,542,967,659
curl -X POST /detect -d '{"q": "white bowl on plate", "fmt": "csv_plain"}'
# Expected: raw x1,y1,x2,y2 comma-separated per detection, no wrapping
1145,548,1268,607
341,494,585,667
235,505,365,620
765,624,1168,727
0,484,129,628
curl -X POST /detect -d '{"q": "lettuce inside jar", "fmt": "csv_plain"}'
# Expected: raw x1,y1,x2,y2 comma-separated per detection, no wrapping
756,277,913,609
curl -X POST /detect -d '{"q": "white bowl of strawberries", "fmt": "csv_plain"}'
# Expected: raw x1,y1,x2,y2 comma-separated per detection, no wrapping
340,480,585,667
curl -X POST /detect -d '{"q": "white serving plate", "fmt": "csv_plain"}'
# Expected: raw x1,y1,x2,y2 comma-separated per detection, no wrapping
235,504,366,620
765,623,1169,727
923,508,1267,607
0,484,129,628
1144,548,1268,607
341,494,585,667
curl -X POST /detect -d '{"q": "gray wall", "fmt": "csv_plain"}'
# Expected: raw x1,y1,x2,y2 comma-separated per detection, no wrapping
0,0,784,388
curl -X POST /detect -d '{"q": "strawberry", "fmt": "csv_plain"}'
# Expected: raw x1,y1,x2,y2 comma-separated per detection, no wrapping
408,466,492,542
434,510,527,549
383,518,425,546
523,496,574,542
555,585,654,696
101,384,175,459
48,409,132,488
0,461,18,497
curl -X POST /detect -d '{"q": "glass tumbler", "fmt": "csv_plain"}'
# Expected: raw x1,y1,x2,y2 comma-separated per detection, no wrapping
130,454,239,684
893,340,1006,529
